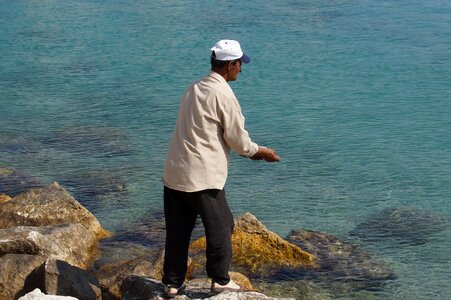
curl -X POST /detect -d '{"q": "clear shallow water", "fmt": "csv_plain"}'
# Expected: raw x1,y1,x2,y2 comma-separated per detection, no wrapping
1,0,450,299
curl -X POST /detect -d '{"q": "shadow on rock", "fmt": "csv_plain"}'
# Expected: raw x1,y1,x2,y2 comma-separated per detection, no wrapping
350,206,449,246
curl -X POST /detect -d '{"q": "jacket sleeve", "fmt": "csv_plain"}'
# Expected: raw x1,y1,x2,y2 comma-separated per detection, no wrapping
218,95,259,157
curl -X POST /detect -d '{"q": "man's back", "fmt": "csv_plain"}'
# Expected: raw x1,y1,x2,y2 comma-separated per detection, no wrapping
163,71,258,192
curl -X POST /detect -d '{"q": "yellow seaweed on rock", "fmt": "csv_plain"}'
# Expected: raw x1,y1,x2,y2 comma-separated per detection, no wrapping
190,213,317,277
0,193,11,203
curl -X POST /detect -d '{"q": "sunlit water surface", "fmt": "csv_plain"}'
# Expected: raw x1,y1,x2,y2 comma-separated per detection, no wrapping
1,0,450,299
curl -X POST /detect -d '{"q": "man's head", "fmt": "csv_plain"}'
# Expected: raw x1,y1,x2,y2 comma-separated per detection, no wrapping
210,39,250,82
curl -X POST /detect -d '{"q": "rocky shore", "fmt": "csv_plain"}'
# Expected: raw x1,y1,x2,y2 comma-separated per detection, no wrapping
1,167,447,300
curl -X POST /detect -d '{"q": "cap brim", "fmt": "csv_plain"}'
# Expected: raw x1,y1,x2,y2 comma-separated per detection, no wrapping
240,54,251,64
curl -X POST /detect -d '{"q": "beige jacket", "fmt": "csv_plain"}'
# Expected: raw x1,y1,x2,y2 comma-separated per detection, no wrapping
163,71,259,192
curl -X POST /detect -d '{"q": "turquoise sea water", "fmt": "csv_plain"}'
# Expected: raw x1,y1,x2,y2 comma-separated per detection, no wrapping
1,0,450,298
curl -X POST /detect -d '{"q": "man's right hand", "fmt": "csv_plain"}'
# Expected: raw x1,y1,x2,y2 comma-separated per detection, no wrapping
251,146,280,162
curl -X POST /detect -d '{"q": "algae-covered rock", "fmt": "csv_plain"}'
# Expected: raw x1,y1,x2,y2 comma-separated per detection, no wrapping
350,206,448,245
0,182,111,239
190,213,316,278
0,224,99,269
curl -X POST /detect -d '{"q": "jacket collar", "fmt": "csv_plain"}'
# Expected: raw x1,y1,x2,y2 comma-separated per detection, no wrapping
209,71,228,84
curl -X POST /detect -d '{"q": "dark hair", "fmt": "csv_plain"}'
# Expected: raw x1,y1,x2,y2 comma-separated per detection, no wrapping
210,51,240,69
210,51,228,69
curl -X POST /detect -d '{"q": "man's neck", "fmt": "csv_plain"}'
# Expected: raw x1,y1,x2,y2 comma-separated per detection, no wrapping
211,67,229,82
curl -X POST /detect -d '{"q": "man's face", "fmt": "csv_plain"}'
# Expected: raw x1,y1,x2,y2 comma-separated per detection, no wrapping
227,60,242,81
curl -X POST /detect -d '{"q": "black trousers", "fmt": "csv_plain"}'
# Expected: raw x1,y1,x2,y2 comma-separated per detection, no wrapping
162,186,234,287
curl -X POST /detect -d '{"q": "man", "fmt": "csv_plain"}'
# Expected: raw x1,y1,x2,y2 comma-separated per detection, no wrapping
162,39,280,298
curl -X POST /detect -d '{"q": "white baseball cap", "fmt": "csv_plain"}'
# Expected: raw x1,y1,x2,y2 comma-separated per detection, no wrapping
211,39,251,64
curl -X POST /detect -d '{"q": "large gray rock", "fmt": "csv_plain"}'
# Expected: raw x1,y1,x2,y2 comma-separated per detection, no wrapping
120,275,295,300
350,206,449,245
42,259,101,300
0,254,47,300
284,229,396,294
0,223,99,269
0,182,111,239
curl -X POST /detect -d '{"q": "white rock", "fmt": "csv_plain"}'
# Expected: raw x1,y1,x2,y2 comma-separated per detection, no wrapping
18,288,79,300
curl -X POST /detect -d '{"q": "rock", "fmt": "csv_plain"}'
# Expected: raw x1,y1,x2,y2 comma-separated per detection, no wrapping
121,275,294,300
0,182,111,239
284,229,396,293
350,206,449,245
0,193,11,203
18,288,78,300
120,276,161,300
42,259,101,300
45,125,131,158
0,254,47,300
0,167,43,197
0,223,99,269
190,213,317,278
93,246,165,299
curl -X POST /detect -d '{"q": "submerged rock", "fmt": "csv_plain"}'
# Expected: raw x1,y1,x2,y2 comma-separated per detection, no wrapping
0,167,43,197
283,229,396,294
111,209,205,248
0,182,111,239
0,224,99,269
350,206,449,245
0,135,42,155
190,213,317,278
44,125,131,157
61,171,128,202
59,170,128,212
252,280,331,300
